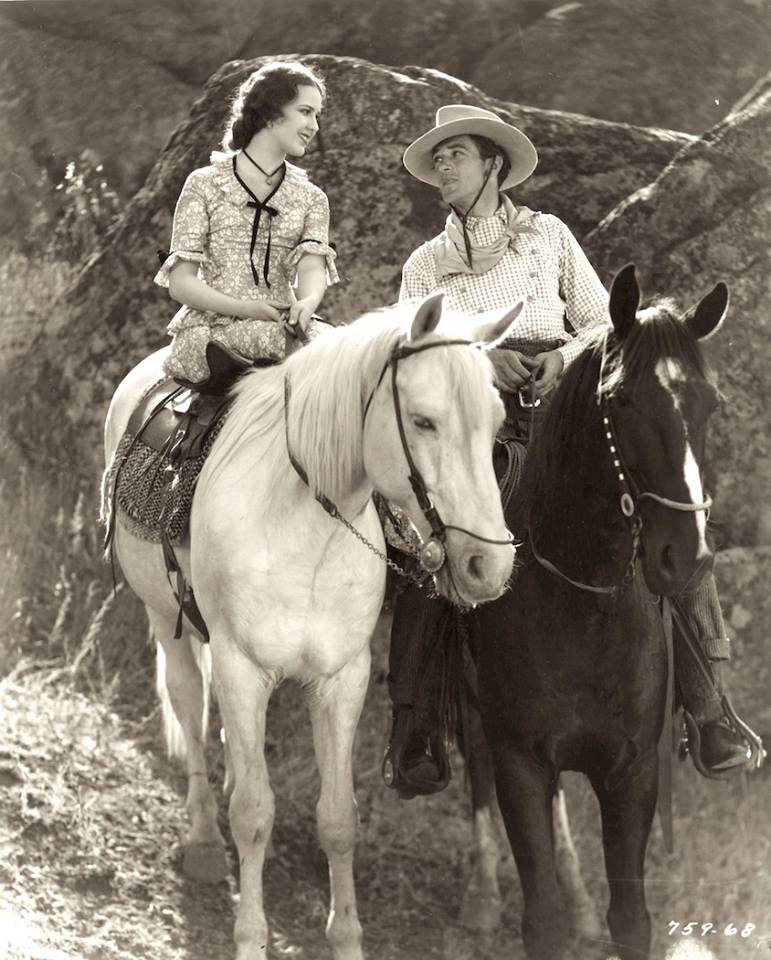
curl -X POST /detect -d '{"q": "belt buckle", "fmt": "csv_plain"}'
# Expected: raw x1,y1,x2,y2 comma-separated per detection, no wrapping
517,387,541,409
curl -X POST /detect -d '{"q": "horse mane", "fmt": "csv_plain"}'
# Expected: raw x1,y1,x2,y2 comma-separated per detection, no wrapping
598,300,711,399
204,303,494,504
517,302,712,524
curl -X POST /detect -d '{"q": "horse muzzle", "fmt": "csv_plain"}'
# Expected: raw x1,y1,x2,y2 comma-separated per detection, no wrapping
435,536,516,606
642,531,714,597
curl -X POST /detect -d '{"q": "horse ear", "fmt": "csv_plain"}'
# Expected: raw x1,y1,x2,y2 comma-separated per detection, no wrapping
472,299,526,347
409,291,445,340
608,263,641,340
684,282,729,340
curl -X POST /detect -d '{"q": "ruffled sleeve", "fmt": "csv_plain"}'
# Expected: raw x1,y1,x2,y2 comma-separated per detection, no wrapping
286,188,339,284
154,170,211,288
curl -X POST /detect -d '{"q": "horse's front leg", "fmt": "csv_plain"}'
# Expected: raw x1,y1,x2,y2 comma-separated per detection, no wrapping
459,706,503,934
490,743,569,960
552,781,603,941
591,751,658,960
211,639,276,960
308,644,371,960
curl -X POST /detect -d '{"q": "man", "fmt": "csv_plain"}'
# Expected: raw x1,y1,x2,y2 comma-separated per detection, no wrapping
383,105,750,796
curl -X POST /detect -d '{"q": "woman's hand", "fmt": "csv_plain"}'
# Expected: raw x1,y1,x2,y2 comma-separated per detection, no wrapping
531,350,565,397
286,295,316,334
239,299,286,322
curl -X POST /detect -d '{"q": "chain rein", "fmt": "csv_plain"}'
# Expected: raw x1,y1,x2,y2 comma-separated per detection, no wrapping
285,337,512,583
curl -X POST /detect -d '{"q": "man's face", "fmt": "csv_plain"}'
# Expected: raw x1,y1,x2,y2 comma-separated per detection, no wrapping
431,135,491,209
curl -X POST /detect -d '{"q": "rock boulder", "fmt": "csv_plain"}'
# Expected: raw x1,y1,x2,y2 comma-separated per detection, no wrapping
0,19,193,239
473,0,771,135
2,55,689,475
714,547,771,748
586,85,771,546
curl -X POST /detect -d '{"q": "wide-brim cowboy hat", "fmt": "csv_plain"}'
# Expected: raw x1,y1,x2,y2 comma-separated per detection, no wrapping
403,104,538,190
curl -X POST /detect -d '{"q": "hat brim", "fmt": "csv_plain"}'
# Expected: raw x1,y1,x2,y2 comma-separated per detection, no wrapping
403,117,538,190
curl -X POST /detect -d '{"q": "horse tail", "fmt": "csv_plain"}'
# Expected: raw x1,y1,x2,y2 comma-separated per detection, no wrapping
154,623,212,762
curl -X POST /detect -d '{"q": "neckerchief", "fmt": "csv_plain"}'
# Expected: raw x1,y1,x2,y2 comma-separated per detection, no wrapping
432,195,538,279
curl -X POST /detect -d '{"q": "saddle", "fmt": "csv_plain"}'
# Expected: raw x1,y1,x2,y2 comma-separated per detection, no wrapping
105,343,275,640
127,342,260,455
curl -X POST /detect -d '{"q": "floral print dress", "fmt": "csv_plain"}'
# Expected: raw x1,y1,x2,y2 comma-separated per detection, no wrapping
154,152,338,382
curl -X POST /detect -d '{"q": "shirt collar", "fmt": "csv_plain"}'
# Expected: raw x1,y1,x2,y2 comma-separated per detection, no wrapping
464,199,512,232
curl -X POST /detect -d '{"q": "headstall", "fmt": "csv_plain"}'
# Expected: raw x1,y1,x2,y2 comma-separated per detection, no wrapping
530,390,713,596
287,337,514,576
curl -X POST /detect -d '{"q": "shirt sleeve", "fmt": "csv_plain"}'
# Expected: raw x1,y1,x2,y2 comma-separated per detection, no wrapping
399,245,434,302
154,170,211,288
555,220,610,368
287,188,339,284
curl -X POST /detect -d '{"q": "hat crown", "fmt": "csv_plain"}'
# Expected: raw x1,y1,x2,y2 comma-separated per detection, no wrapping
434,104,503,128
403,102,538,190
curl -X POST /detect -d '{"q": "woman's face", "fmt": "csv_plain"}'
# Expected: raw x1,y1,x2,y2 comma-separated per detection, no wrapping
271,84,323,157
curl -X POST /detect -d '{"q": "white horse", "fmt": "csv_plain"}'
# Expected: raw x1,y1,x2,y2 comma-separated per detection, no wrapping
103,293,523,960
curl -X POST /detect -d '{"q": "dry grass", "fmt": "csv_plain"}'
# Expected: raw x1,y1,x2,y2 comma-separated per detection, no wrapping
0,318,768,960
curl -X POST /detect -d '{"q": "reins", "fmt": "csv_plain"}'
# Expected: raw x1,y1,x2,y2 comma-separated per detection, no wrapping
285,336,514,579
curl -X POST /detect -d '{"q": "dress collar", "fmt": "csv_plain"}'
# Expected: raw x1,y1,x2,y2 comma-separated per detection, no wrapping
209,152,307,208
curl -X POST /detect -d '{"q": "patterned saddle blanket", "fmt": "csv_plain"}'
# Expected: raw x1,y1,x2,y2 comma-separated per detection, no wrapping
104,378,230,546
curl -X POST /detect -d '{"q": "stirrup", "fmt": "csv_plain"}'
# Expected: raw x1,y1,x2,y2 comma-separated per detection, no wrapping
382,709,451,799
679,699,765,779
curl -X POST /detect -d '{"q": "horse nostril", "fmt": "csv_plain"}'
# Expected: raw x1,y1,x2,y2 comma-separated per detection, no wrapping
467,553,485,583
660,544,677,578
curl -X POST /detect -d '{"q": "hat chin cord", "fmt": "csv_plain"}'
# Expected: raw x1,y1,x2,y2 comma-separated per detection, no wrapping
450,159,496,271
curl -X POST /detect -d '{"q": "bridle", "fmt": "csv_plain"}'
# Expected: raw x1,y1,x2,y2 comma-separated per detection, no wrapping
530,389,713,596
286,336,514,576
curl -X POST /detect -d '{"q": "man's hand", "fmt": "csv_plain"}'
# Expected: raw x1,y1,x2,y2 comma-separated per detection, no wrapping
531,350,564,397
488,349,540,393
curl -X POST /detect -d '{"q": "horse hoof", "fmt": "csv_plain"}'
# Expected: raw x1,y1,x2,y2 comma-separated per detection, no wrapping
570,904,605,942
460,889,502,934
182,841,229,882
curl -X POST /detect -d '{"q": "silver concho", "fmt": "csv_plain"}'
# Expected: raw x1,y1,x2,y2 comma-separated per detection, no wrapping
419,538,446,573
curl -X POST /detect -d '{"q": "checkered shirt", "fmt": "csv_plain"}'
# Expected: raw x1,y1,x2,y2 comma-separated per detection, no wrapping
399,207,610,367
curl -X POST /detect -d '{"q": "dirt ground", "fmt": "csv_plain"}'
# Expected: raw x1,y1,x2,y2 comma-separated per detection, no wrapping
1,600,769,960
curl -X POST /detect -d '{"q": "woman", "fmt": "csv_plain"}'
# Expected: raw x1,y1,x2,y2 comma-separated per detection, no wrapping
155,60,338,383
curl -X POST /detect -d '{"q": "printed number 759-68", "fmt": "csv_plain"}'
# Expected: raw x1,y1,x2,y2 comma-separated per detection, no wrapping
668,921,756,937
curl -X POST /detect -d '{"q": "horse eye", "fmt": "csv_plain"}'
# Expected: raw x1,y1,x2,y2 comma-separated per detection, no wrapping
412,415,435,431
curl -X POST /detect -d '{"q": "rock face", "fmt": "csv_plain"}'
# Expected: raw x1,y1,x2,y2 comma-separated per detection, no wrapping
473,0,771,135
2,55,690,474
586,85,771,547
0,18,193,239
0,0,554,89
2,0,768,247
714,547,771,748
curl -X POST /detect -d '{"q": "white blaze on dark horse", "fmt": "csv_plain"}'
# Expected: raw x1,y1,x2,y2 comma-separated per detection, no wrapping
471,264,729,960
102,293,522,960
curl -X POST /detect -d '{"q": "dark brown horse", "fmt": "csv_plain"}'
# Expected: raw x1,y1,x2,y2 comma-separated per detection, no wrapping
471,264,728,959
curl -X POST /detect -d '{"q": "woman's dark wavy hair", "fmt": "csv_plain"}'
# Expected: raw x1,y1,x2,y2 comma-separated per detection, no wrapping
223,61,326,152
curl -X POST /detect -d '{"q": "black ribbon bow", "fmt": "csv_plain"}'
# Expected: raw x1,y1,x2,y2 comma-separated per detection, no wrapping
231,156,284,289
245,198,278,288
